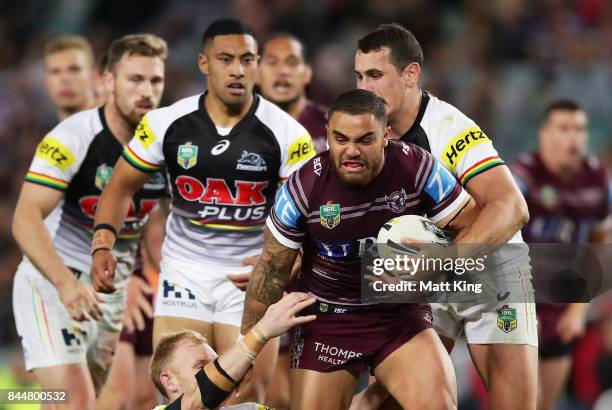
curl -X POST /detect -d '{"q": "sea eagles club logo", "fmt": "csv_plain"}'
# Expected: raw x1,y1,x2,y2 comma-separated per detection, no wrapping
177,142,198,170
385,189,408,213
320,201,340,229
236,151,267,171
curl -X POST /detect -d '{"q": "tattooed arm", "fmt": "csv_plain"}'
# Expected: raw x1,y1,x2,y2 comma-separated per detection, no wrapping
241,227,300,334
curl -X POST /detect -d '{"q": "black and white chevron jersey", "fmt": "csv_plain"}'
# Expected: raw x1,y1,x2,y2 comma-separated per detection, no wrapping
23,107,167,273
400,91,527,271
123,93,315,267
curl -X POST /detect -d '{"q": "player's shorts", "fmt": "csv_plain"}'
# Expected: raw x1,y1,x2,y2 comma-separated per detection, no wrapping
432,264,538,347
154,259,249,327
537,303,572,358
13,257,131,371
289,301,432,374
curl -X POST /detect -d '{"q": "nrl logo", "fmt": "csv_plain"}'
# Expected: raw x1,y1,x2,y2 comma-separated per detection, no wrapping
496,304,517,333
236,151,267,171
95,164,113,191
177,142,198,170
385,189,408,213
320,201,341,229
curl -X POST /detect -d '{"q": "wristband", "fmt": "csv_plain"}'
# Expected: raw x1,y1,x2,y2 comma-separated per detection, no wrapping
93,223,117,237
91,228,116,254
239,340,257,361
243,327,267,357
91,247,111,256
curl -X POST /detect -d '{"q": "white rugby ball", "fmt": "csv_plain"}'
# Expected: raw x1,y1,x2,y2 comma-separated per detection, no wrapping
377,215,450,259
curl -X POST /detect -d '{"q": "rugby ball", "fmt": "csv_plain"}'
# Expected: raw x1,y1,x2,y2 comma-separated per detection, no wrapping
376,215,450,259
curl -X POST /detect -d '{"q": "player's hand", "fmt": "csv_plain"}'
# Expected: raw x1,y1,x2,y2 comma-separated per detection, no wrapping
557,306,587,343
122,275,154,332
227,255,259,290
58,276,102,322
91,249,117,293
256,292,317,338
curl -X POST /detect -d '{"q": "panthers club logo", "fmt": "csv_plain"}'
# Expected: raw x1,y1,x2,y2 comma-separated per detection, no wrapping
385,189,408,213
236,151,267,171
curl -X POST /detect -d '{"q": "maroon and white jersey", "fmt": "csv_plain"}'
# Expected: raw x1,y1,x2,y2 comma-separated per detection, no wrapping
268,140,468,305
298,100,327,153
511,152,610,243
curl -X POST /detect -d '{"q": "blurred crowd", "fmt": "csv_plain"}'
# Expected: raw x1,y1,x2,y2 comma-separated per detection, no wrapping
0,0,611,408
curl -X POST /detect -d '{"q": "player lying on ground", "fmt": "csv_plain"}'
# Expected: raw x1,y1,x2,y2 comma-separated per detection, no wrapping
150,292,316,410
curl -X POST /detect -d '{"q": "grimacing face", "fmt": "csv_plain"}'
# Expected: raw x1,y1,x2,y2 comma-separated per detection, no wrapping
199,34,258,108
107,53,165,126
164,340,217,398
354,47,407,122
44,48,94,112
540,109,588,173
327,111,389,186
258,37,311,104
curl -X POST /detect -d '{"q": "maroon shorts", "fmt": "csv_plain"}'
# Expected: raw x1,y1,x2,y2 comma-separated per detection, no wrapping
289,302,432,374
537,303,572,358
118,268,154,357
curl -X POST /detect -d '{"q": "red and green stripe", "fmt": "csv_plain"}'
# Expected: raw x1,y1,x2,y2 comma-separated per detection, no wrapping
459,156,504,185
122,146,161,173
25,172,69,191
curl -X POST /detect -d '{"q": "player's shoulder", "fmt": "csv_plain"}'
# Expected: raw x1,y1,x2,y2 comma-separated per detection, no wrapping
583,156,609,180
512,152,538,171
255,95,309,138
144,94,201,137
50,106,103,143
421,93,478,137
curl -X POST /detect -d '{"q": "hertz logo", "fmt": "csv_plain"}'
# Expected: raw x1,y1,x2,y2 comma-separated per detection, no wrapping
35,136,75,170
134,116,156,148
441,127,490,172
287,134,315,166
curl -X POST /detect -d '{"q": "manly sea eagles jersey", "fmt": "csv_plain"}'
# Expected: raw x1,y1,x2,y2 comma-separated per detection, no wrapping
123,93,315,267
511,152,611,243
23,107,167,273
268,140,468,305
400,91,528,270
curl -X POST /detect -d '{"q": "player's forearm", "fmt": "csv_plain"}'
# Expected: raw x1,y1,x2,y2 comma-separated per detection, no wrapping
240,230,296,334
94,178,137,233
12,206,73,288
454,194,528,257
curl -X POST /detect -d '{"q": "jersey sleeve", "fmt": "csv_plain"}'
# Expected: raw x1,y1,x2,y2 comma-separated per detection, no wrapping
123,114,165,173
418,152,469,224
266,171,309,249
25,121,86,192
278,118,316,180
432,110,505,186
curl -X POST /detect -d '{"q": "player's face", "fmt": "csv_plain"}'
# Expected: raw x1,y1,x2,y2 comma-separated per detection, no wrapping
355,48,406,120
169,341,217,396
540,110,588,172
200,34,258,108
327,112,389,186
258,37,311,105
44,49,94,113
109,54,165,126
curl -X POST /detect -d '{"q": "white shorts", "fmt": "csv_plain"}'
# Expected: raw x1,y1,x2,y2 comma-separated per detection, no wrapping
13,260,130,371
432,264,538,347
154,259,248,327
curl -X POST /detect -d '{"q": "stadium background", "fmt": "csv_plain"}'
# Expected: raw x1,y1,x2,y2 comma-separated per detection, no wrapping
0,0,610,408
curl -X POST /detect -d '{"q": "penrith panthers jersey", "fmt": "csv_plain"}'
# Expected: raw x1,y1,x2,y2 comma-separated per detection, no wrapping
400,91,527,271
23,107,167,273
124,93,315,267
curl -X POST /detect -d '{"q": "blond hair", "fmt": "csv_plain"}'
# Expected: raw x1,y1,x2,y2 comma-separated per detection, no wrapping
106,33,167,72
150,330,208,397
43,35,94,64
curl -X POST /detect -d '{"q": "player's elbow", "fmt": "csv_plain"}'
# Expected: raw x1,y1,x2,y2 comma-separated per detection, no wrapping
507,191,529,230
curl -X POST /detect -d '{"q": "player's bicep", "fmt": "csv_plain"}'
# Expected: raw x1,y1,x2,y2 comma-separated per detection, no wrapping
105,157,154,197
16,182,64,220
464,165,523,208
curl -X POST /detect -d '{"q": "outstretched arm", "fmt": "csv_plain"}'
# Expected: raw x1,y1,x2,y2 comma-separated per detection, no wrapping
240,226,300,335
